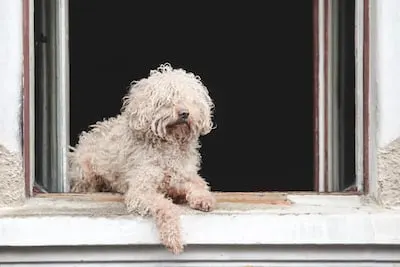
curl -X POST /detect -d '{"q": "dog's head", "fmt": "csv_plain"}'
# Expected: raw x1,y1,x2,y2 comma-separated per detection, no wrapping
122,63,215,143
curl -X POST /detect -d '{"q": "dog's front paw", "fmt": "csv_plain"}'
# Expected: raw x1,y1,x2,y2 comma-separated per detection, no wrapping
159,222,185,255
154,206,185,255
188,191,216,212
165,238,184,255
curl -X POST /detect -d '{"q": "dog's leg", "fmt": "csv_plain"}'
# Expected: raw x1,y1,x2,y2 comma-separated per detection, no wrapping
185,175,216,212
69,157,109,193
124,180,184,254
170,174,216,212
70,180,93,193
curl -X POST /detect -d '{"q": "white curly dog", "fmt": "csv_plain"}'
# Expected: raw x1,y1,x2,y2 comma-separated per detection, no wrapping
69,63,216,254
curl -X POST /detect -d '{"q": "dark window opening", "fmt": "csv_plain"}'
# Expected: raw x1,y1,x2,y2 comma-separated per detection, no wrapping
338,0,356,191
69,0,314,192
33,0,356,193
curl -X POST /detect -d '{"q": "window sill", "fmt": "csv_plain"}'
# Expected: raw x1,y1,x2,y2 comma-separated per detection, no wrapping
1,193,399,247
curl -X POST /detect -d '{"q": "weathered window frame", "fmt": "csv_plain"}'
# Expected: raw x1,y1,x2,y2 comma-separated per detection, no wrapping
23,0,372,199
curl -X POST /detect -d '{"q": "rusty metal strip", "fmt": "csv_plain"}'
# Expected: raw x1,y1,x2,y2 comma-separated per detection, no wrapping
22,0,31,197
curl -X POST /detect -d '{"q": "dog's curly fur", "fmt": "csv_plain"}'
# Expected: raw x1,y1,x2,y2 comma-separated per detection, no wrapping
68,63,216,254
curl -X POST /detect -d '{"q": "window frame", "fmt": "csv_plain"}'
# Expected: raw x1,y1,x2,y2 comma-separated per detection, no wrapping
24,0,372,197
22,0,33,196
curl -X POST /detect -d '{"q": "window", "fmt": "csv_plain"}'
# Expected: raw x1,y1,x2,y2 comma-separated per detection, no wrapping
6,1,394,262
31,0,367,195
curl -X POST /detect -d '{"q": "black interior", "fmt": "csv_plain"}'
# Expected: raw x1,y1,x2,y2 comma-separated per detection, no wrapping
338,0,356,190
69,1,315,192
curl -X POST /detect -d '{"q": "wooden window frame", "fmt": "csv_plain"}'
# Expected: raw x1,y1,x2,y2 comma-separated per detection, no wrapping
23,0,371,202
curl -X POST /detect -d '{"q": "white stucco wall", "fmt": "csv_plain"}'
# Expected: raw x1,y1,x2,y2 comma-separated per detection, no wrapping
0,0,23,153
374,0,400,148
0,0,25,206
369,0,400,206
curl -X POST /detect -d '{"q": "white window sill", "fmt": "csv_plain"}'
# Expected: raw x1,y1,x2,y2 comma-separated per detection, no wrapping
1,194,400,247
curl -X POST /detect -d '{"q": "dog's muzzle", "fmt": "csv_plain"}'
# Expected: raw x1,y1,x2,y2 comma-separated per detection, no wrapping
166,108,191,129
176,109,189,124
178,109,189,122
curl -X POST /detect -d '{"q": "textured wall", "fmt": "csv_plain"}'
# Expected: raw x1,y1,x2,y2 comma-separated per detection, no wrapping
377,138,400,206
372,0,400,206
0,0,25,206
0,145,24,206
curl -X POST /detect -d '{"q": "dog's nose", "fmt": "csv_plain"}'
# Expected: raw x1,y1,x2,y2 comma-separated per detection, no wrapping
178,109,189,120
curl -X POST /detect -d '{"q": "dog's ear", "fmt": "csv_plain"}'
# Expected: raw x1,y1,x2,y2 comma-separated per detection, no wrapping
199,109,214,135
200,118,213,135
196,87,215,136
121,89,152,132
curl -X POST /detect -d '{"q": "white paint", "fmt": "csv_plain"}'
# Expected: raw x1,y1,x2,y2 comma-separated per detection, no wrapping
2,264,399,267
0,0,23,153
355,0,365,190
28,0,35,194
374,0,400,148
2,212,400,246
0,196,398,265
0,195,397,247
1,195,400,264
55,0,70,192
368,0,380,199
2,245,400,265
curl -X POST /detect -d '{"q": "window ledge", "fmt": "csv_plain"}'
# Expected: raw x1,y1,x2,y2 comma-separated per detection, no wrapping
1,194,400,247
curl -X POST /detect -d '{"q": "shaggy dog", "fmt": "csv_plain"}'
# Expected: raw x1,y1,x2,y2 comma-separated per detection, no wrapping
68,63,216,254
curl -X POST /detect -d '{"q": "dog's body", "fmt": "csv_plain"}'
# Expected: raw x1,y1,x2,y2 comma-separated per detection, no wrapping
69,64,216,254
